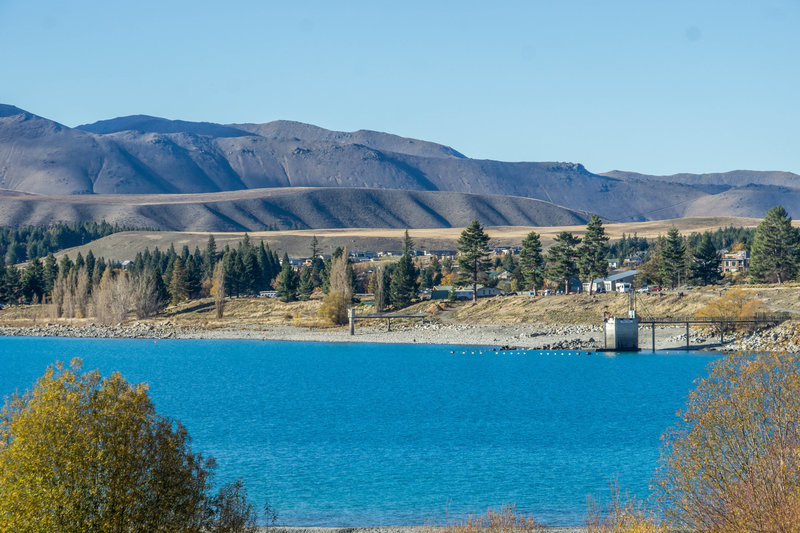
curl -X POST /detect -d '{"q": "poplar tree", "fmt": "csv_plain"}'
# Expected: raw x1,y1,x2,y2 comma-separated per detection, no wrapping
168,257,189,305
457,220,491,302
545,231,581,294
749,205,798,283
577,214,609,295
519,231,544,294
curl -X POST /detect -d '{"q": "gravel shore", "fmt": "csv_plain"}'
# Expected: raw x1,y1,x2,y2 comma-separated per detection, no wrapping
0,320,740,352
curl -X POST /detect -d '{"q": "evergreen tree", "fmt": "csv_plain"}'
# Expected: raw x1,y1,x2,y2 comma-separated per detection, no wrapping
545,231,581,293
519,231,545,293
660,226,687,288
276,253,298,302
222,251,240,297
42,253,59,296
204,235,217,278
85,250,96,288
309,236,324,287
456,220,491,302
168,257,189,305
402,229,414,255
690,233,722,286
242,250,263,294
577,214,609,294
149,269,170,310
298,267,314,300
59,255,74,275
21,258,44,303
184,255,202,298
389,252,418,309
2,265,21,304
750,205,798,283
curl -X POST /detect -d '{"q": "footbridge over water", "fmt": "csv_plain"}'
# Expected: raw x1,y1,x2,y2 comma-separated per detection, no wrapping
637,313,793,351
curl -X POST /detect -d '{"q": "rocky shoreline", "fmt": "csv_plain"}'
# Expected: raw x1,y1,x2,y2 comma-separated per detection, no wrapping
1,319,778,352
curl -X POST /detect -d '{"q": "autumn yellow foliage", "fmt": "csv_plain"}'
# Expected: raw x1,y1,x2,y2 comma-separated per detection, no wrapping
0,359,258,533
655,351,800,531
694,287,765,333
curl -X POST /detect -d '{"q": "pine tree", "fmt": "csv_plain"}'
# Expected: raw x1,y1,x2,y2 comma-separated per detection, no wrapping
222,251,240,297
204,235,217,278
276,253,298,302
750,205,798,283
184,255,202,298
545,231,581,293
690,233,722,286
21,258,44,303
85,250,96,288
457,220,491,302
298,267,314,300
577,214,609,295
242,251,263,295
389,252,418,309
660,226,686,288
149,269,169,310
519,231,544,294
43,253,59,297
3,265,21,304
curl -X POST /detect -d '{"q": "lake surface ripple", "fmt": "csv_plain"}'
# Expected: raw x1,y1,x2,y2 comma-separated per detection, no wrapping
0,337,718,526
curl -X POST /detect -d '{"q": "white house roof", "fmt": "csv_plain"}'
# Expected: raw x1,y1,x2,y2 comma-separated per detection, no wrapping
592,270,638,284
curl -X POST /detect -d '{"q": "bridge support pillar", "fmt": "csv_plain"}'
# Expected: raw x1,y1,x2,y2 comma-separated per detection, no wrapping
349,308,356,336
686,322,690,350
720,322,724,344
387,318,391,332
652,323,656,352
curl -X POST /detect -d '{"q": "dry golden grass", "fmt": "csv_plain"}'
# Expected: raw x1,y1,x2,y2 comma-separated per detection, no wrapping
53,216,763,261
586,482,667,533
3,285,800,329
422,504,545,533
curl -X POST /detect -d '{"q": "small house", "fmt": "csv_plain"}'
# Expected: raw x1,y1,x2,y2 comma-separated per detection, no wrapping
720,251,748,273
584,270,638,293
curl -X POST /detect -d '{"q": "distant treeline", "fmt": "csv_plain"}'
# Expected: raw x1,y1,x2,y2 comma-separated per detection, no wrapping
0,221,150,265
606,226,755,262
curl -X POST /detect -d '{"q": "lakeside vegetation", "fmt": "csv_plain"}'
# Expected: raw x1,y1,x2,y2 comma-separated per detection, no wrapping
0,207,795,328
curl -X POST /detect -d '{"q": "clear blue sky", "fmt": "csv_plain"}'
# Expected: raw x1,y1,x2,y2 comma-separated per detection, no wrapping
1,1,798,175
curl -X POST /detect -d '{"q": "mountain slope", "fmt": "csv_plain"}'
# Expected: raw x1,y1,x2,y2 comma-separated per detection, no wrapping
1,104,798,225
0,187,594,231
602,169,800,188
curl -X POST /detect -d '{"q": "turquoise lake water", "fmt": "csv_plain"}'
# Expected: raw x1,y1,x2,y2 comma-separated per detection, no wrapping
0,337,719,526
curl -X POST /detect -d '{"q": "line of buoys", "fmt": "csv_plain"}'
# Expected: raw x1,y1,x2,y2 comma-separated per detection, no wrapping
450,349,595,356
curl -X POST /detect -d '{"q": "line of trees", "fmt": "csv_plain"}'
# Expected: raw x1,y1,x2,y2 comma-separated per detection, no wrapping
0,221,145,265
0,207,790,319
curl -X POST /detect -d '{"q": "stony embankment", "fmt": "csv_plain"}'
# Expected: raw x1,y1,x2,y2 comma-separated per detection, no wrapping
0,319,752,352
0,322,194,339
724,322,800,353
